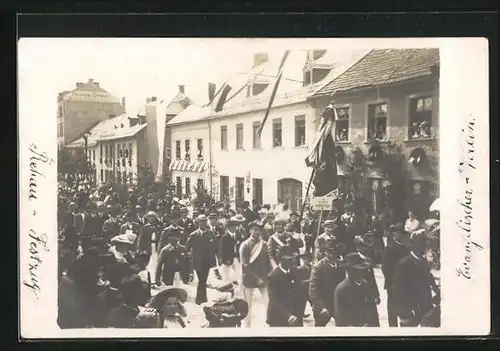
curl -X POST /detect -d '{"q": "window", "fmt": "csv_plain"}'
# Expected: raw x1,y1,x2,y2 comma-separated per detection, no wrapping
129,143,133,161
294,115,306,146
105,144,109,162
185,177,191,196
175,140,181,159
185,140,191,161
197,178,204,191
367,102,388,142
100,144,103,163
236,123,244,149
252,121,261,149
220,176,229,201
235,177,245,203
272,118,282,147
100,169,104,182
197,139,203,159
176,177,182,197
221,126,228,150
335,106,350,142
409,96,433,139
92,149,95,161
165,147,171,159
252,178,263,206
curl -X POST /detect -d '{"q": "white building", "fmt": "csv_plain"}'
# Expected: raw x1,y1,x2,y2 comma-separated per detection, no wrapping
167,49,369,211
67,114,148,185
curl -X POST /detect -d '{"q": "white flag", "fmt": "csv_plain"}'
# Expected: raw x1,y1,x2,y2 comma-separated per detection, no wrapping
156,109,167,181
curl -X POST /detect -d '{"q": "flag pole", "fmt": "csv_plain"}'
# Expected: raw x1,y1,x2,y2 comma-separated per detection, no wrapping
298,167,315,225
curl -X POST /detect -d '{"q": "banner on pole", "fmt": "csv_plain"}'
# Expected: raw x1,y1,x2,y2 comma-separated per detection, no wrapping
310,188,340,211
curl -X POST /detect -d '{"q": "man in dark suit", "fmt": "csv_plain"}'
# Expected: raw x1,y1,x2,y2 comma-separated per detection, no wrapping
267,218,303,269
178,207,196,245
185,214,218,304
74,205,91,237
157,210,185,254
309,239,346,326
208,211,225,279
392,230,440,327
241,201,258,227
219,215,245,282
155,229,190,287
382,223,410,327
266,245,304,327
334,253,380,327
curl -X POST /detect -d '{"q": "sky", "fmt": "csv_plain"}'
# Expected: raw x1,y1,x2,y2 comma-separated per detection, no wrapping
18,38,441,121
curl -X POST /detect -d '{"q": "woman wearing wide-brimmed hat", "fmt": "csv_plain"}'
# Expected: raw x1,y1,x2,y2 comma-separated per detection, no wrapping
148,287,190,328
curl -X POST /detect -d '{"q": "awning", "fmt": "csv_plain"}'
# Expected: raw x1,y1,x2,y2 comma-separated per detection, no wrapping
169,159,207,173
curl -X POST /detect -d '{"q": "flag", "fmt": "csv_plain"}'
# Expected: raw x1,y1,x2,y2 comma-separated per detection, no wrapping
214,83,232,112
156,106,167,181
305,104,339,197
257,50,290,136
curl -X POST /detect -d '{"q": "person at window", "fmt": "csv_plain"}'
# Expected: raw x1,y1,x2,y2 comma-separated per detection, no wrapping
239,220,271,327
185,214,218,304
309,239,346,327
333,253,380,327
404,210,420,234
392,230,440,327
266,246,304,327
382,223,410,327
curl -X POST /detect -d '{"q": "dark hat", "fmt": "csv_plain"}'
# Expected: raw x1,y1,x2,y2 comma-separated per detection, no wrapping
290,211,299,217
410,229,427,245
343,252,371,270
149,287,188,309
169,210,181,220
277,245,298,261
248,220,262,230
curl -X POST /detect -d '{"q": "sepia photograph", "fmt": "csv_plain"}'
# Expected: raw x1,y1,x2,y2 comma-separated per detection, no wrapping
18,36,490,338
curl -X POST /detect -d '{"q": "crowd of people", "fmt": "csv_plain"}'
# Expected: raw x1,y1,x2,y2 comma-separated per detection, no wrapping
57,175,440,329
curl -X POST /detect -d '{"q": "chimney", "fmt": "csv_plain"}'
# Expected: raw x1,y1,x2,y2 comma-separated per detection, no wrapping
253,52,269,68
88,78,94,83
76,82,84,88
151,96,157,102
178,85,185,94
121,97,126,112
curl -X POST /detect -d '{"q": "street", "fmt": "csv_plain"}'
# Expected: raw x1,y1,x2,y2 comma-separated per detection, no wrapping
146,247,440,328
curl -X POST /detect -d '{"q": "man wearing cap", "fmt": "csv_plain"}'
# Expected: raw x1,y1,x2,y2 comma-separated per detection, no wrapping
334,253,380,327
178,207,196,245
392,230,440,327
155,227,190,288
267,218,303,269
185,214,218,304
219,215,246,282
157,209,185,254
382,222,410,327
313,218,340,263
309,239,346,326
353,232,381,326
239,220,271,327
266,245,304,327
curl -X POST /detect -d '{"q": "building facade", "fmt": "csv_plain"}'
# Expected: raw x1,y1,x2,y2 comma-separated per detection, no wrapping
67,114,149,186
167,49,369,211
311,48,440,220
57,78,125,148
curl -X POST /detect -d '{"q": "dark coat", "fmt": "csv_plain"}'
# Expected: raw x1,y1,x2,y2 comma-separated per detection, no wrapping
74,212,91,235
185,228,217,271
136,224,153,254
334,278,380,327
157,225,185,253
178,217,196,243
219,228,246,265
382,241,409,290
105,304,140,328
266,266,304,327
242,208,258,225
239,238,271,288
155,244,190,284
309,258,346,315
392,254,436,323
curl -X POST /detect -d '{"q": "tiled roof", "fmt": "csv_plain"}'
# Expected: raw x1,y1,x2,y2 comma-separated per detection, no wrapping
66,114,146,147
167,49,369,126
313,48,439,96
